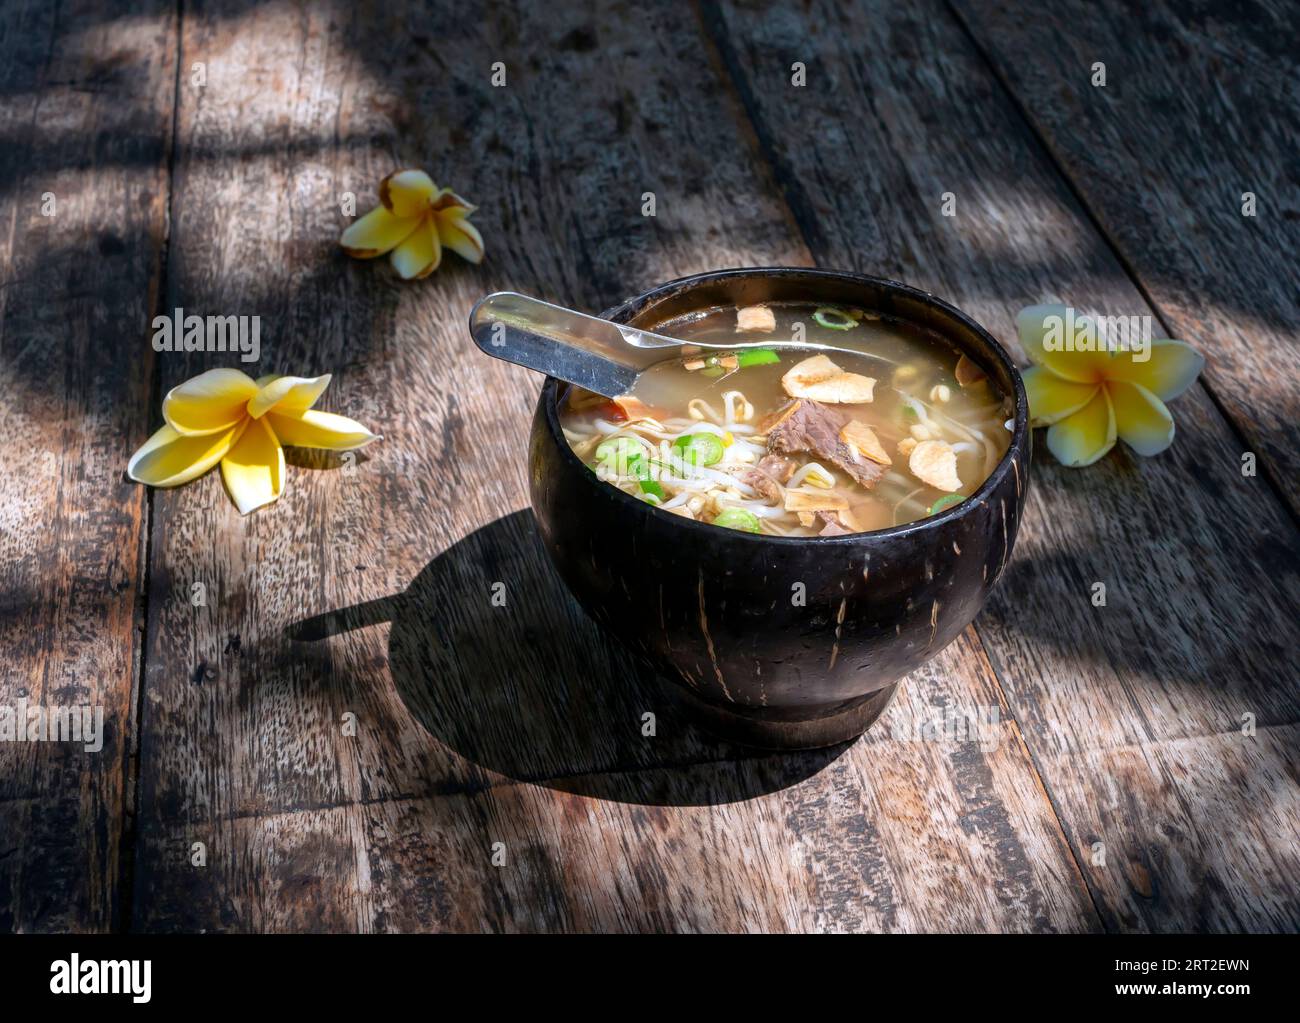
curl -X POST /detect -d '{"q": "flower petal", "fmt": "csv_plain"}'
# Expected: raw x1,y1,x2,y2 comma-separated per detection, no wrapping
436,210,484,264
1016,304,1111,383
220,415,284,514
1103,339,1205,402
268,409,381,450
1023,366,1098,427
379,169,437,218
340,206,422,258
431,188,476,215
161,368,259,436
1109,380,1175,456
247,374,332,419
128,422,242,487
1046,387,1116,467
390,217,442,279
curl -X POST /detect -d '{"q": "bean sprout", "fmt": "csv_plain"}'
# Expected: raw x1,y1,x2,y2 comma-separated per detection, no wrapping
687,398,724,424
788,462,837,489
721,390,754,424
891,487,930,525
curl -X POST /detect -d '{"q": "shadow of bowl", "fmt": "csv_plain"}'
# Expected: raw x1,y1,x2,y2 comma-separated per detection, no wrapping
288,509,846,806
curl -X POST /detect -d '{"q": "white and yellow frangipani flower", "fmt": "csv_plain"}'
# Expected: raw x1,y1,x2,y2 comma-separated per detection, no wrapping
1017,304,1204,467
128,368,380,514
340,169,484,279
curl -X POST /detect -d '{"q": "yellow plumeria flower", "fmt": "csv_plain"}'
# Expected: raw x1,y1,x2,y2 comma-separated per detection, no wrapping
127,369,380,514
340,169,484,279
1017,304,1204,467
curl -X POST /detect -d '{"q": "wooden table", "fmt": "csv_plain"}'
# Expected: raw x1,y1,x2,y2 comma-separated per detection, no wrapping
2,0,1297,933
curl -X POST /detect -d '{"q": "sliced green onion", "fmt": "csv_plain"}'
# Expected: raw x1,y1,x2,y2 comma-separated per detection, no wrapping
639,492,662,506
637,477,665,500
813,306,858,331
929,494,964,515
700,366,724,378
901,404,919,421
629,456,665,499
672,433,725,467
594,436,643,464
712,508,762,533
736,347,780,368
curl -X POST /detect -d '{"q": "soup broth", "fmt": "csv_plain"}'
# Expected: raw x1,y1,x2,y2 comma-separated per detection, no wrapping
560,301,1012,537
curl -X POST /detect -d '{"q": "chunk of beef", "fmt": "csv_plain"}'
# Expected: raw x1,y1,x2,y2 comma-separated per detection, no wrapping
817,511,851,536
741,453,797,502
762,400,886,489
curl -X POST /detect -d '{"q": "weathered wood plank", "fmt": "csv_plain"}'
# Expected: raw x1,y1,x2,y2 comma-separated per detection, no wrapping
138,630,1092,932
703,0,1300,930
0,0,175,930
1033,725,1300,932
132,0,1094,931
952,0,1300,517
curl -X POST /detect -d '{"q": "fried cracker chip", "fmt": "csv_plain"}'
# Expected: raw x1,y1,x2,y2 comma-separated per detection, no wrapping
781,355,876,404
909,440,962,492
735,304,776,333
840,420,891,466
783,489,849,513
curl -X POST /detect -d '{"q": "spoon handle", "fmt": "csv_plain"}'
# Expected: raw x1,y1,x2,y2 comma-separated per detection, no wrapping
468,291,680,398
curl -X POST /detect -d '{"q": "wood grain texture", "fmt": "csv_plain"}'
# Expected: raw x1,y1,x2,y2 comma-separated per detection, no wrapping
138,630,1092,933
131,0,1095,932
0,0,175,930
951,0,1300,518
702,0,1300,930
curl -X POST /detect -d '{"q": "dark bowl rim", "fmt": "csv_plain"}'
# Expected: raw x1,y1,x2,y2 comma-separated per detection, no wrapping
539,266,1029,546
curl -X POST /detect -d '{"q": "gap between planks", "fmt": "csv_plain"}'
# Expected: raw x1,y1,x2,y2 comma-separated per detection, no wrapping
118,0,188,936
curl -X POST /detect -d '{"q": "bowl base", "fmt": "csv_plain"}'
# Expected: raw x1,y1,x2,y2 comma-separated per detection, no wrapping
663,681,900,751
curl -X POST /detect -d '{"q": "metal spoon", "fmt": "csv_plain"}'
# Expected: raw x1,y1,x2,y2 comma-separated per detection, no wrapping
468,290,889,398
